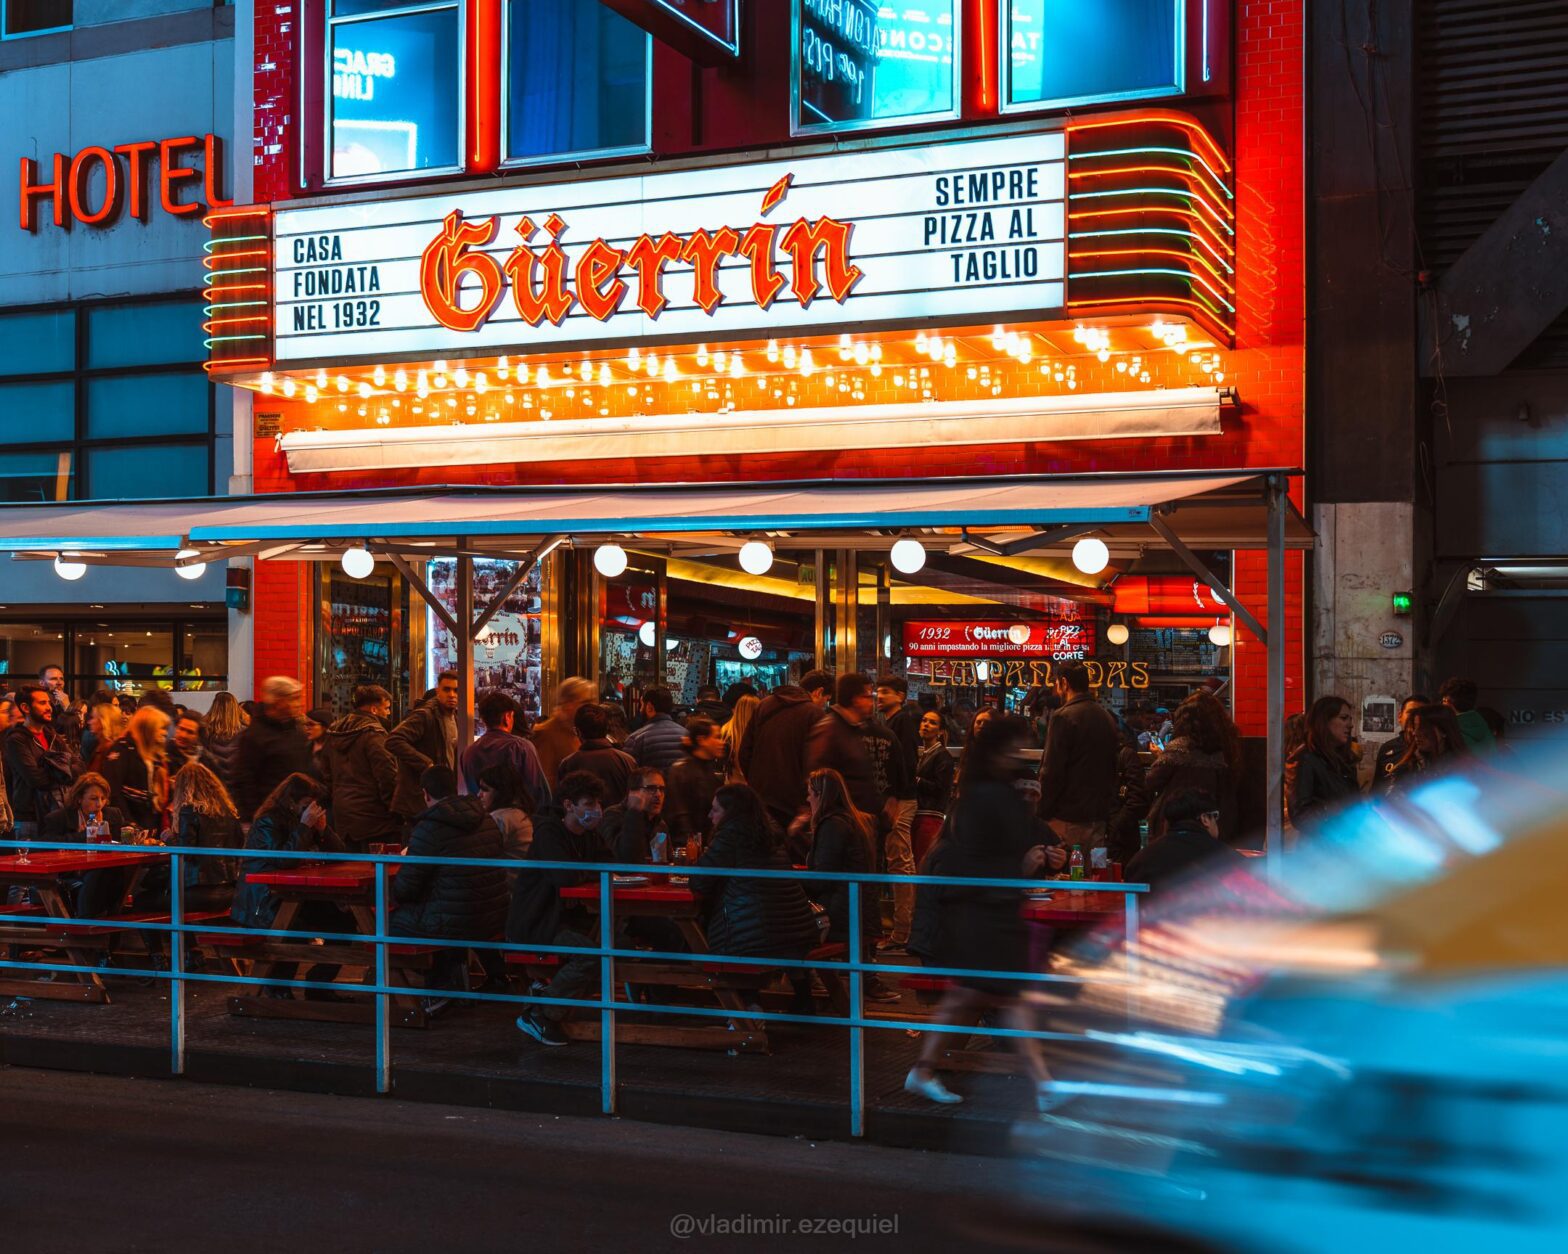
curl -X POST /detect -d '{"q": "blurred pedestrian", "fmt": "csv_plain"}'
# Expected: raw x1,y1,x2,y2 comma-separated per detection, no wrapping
1382,703,1469,792
666,716,727,850
559,702,636,803
200,691,247,798
1036,662,1118,854
531,677,595,790
232,677,311,819
738,669,833,831
720,693,760,782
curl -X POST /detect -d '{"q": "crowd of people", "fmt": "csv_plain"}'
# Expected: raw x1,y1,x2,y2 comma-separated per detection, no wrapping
0,658,1499,1108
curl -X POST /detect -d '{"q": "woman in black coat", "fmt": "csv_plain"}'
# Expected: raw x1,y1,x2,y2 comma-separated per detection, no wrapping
1285,696,1360,836
906,714,1055,1111
1142,692,1241,845
693,784,820,960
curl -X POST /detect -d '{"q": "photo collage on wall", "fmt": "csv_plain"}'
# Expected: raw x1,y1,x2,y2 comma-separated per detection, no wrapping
428,559,544,725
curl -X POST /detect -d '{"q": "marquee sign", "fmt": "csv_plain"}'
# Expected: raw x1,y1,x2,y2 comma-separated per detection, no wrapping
267,128,1067,366
903,618,1095,661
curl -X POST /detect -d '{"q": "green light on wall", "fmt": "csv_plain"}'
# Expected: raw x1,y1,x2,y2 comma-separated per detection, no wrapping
1392,591,1413,616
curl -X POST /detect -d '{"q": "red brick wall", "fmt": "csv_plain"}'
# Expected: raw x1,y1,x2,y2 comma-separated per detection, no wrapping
246,0,1306,733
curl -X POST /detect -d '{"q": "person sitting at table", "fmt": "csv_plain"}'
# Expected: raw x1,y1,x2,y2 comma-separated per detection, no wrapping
509,771,614,1047
599,767,670,863
318,684,401,850
476,761,534,864
665,717,727,853
167,762,245,912
42,772,129,920
905,714,1057,1111
1124,788,1247,895
693,784,820,968
231,773,350,1001
558,703,637,805
804,768,899,1005
100,707,171,833
391,765,509,995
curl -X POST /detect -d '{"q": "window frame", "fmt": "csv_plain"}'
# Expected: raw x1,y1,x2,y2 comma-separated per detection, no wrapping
999,0,1188,116
0,615,228,701
790,0,963,139
0,295,216,503
321,0,468,188
0,0,72,41
498,0,655,172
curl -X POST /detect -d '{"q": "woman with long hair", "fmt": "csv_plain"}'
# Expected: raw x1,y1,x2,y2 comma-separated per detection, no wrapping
170,761,244,909
1285,695,1359,833
906,714,1057,1111
912,708,954,864
1143,690,1243,843
81,694,128,770
200,691,247,797
477,760,534,861
665,715,726,852
1383,703,1469,793
720,693,761,783
231,772,349,1000
806,768,900,1004
100,706,170,831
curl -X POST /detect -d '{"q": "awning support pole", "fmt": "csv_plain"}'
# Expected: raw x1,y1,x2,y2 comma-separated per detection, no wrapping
1265,476,1286,880
469,536,563,639
456,549,475,757
384,551,461,640
959,522,1102,558
1148,514,1268,644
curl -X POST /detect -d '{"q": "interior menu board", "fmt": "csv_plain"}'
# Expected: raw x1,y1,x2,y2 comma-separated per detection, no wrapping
800,0,878,125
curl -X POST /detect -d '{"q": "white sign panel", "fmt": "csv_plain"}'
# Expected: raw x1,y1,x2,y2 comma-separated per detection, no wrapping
271,129,1066,364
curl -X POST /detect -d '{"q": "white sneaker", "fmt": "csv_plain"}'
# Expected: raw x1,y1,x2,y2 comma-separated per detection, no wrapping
905,1068,963,1105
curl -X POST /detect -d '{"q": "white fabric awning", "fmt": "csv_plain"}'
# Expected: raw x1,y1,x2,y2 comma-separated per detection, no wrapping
0,472,1310,564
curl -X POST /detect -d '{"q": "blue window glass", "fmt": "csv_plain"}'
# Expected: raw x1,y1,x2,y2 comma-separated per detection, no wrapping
0,450,72,502
0,310,73,376
85,374,209,441
0,381,73,442
85,301,204,370
330,2,460,179
1007,0,1183,109
797,0,956,131
506,0,649,162
86,444,207,499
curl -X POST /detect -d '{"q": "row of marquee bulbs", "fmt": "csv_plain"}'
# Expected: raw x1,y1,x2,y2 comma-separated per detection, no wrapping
1102,620,1233,648
54,551,208,582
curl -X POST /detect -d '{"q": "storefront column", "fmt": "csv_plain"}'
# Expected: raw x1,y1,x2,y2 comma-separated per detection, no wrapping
456,551,475,749
835,550,858,673
1266,477,1287,879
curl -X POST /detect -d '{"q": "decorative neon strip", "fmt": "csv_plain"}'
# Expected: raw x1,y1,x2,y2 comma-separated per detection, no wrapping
1069,266,1236,313
202,235,269,253
1069,149,1233,203
202,250,267,270
1067,295,1233,335
1069,245,1234,292
1069,165,1235,225
203,334,268,346
203,205,269,224
1066,112,1231,175
203,315,269,329
1071,187,1233,234
1067,207,1233,261
1069,226,1234,273
206,300,269,312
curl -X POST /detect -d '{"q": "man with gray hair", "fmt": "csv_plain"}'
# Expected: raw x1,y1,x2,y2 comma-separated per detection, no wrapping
530,677,595,791
233,676,311,817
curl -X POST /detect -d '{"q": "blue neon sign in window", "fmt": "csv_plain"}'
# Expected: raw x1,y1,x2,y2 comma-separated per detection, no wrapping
1007,0,1184,110
795,0,957,133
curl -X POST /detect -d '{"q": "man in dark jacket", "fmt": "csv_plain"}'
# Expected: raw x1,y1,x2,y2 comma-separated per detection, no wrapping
1372,694,1428,791
692,685,729,725
39,664,81,747
319,685,401,848
624,686,685,775
1036,662,1119,853
1125,788,1247,893
387,671,460,821
738,669,833,830
3,683,78,835
664,718,727,847
509,771,613,1047
599,767,669,862
807,673,885,821
461,689,549,806
392,766,509,990
875,675,921,953
232,676,312,819
559,703,636,803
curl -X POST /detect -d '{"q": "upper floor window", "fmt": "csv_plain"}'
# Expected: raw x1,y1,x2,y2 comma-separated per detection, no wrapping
794,0,959,134
328,0,462,182
505,0,651,165
2,0,70,38
1004,0,1185,111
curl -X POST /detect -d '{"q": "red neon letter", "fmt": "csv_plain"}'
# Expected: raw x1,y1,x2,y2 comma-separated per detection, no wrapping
202,134,234,210
158,136,203,217
624,232,683,318
68,146,120,227
419,210,507,333
680,226,740,314
19,154,67,231
779,216,863,307
504,214,576,328
113,141,157,219
738,222,786,310
574,238,628,322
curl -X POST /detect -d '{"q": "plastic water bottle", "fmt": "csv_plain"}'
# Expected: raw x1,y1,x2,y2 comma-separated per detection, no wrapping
650,830,669,864
1069,845,1085,881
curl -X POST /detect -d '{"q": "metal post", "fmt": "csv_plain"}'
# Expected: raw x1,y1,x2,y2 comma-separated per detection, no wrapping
836,549,859,670
600,871,616,1115
456,549,475,754
1123,888,1140,1028
1265,477,1287,881
169,852,184,1076
847,878,865,1138
814,549,831,670
374,864,391,1094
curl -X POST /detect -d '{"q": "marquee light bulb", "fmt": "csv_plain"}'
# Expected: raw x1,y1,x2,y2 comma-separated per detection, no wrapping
53,555,87,581
1072,537,1110,575
598,363,611,386
475,372,488,394
663,358,678,383
593,544,628,578
281,378,297,399
738,540,774,576
536,364,550,387
695,345,710,367
497,355,510,379
766,339,780,363
175,548,207,581
357,381,372,398
336,375,349,393
393,369,408,392
259,372,275,395
315,369,328,389
1106,622,1130,646
304,385,319,403
371,365,386,387
341,546,375,580
890,538,926,574
516,363,530,384
578,360,592,382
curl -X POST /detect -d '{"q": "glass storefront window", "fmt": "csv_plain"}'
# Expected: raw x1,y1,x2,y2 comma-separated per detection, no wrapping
317,567,409,719
329,0,461,180
2,0,72,38
85,374,210,440
795,0,957,133
427,559,543,723
505,0,650,164
85,300,205,369
0,310,73,374
0,450,73,503
180,623,230,692
85,444,208,499
0,381,74,443
0,618,223,700
1005,0,1184,111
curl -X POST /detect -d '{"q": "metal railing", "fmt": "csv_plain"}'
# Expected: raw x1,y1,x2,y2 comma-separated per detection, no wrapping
0,838,1146,1136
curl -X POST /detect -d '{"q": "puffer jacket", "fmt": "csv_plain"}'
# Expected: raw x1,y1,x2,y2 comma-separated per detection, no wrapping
199,727,243,797
231,810,346,929
624,713,686,775
391,794,509,941
175,806,244,891
806,812,874,942
318,712,401,846
737,687,818,822
505,805,614,945
694,816,821,959
806,706,882,817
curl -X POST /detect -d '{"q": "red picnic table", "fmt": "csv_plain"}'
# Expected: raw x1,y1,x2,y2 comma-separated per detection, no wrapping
0,848,169,1003
210,860,440,1027
1022,887,1131,926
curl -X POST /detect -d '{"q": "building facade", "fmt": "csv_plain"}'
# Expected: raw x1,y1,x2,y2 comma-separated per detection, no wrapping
1,0,239,702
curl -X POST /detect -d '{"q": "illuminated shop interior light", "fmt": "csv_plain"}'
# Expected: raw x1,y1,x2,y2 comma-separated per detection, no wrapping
593,544,628,578
738,540,774,576
341,545,375,579
890,537,927,575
